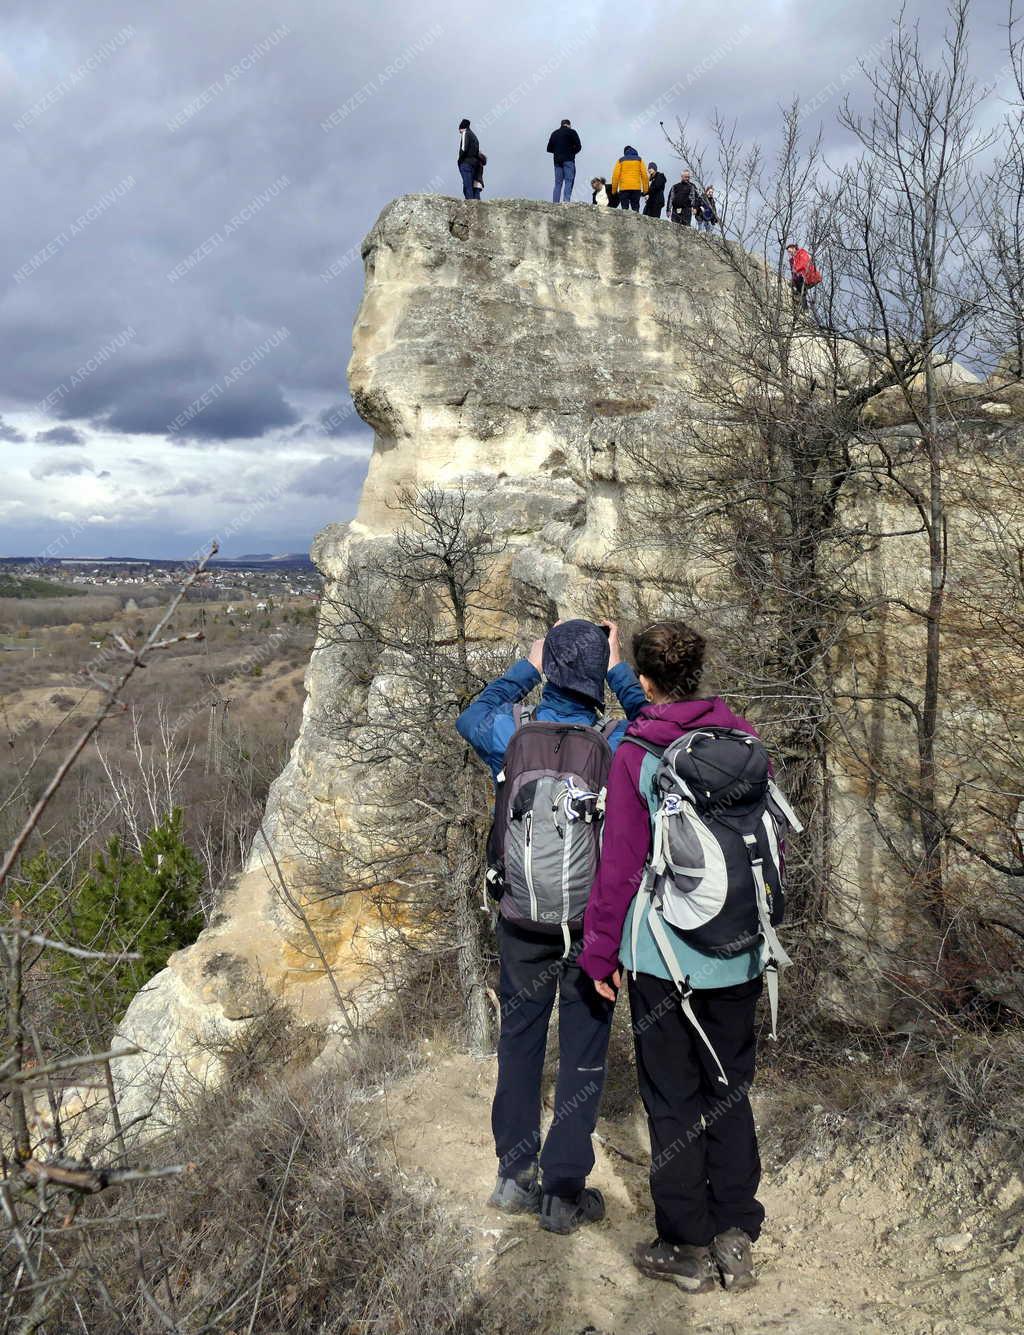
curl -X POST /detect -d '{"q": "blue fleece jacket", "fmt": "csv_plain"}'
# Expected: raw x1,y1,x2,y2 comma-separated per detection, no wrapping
456,658,647,779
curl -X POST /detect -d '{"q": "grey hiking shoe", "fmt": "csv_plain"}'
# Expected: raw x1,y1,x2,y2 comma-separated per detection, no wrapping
712,1227,756,1290
487,1165,541,1215
538,1187,606,1235
633,1237,717,1294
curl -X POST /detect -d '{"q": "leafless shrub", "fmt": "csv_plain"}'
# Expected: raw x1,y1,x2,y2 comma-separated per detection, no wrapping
38,1008,543,1334
302,485,511,1055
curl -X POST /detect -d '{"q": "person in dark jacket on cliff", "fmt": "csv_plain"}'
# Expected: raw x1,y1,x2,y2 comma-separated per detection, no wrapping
667,171,700,225
547,118,582,203
696,184,718,232
643,163,667,217
458,117,482,200
457,621,646,1235
579,621,767,1295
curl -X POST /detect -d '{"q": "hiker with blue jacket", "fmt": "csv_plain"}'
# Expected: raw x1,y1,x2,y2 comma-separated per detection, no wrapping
457,619,646,1235
579,621,801,1295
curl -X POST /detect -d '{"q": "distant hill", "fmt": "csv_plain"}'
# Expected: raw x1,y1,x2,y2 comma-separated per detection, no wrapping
0,555,315,571
226,553,312,564
0,573,85,599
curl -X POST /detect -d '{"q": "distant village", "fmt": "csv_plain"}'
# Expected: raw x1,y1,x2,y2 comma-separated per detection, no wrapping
0,555,321,605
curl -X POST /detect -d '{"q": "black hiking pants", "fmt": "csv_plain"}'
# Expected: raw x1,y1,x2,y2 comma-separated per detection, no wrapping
628,971,765,1246
492,917,614,1198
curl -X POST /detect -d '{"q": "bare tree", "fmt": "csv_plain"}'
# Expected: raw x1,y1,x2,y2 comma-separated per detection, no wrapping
1,554,213,1329
303,486,509,1053
636,1,1024,1014
825,0,1003,974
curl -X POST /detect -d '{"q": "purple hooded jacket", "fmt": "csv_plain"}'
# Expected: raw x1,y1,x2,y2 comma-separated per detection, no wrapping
578,697,760,983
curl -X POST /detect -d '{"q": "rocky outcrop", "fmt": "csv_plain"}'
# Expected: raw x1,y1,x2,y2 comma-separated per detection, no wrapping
109,196,1022,1131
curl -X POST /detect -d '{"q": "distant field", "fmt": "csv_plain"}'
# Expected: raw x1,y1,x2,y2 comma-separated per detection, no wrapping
0,574,85,599
0,585,319,891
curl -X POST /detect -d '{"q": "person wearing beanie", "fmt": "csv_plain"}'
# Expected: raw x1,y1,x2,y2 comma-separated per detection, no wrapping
458,117,483,200
456,620,646,1233
643,161,667,217
610,146,649,211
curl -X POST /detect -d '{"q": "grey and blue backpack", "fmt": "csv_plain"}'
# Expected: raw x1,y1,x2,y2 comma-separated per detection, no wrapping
486,706,616,953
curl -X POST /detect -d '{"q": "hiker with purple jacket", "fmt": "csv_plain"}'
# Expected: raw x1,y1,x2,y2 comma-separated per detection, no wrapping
579,621,795,1295
456,620,646,1235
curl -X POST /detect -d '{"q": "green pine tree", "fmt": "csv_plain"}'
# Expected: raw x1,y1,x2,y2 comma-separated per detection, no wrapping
31,810,205,1026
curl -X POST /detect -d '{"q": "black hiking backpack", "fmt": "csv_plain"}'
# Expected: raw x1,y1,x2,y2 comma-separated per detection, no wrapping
625,727,804,1045
486,706,616,946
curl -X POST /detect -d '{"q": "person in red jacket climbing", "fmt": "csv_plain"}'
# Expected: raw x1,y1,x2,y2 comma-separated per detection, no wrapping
786,243,822,308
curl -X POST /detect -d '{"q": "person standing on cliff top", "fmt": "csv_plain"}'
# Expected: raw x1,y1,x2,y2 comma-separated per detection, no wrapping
611,146,649,211
547,118,582,203
667,170,699,225
457,621,646,1235
643,162,667,217
696,184,718,232
458,118,482,200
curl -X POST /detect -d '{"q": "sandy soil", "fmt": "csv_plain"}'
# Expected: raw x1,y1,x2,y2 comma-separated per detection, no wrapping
373,1049,1024,1335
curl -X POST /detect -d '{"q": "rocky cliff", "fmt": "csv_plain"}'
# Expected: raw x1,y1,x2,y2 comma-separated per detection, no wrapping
111,195,1022,1131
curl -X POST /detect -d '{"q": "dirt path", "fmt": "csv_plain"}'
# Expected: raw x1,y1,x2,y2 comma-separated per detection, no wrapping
374,1051,1023,1335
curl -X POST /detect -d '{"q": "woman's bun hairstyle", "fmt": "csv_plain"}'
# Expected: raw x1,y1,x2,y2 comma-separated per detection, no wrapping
631,621,706,700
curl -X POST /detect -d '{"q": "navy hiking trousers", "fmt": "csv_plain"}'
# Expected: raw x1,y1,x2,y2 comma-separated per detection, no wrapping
492,916,614,1198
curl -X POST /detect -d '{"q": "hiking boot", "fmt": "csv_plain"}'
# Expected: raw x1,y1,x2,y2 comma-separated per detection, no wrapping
487,1165,541,1215
712,1227,756,1290
633,1237,717,1293
538,1186,606,1235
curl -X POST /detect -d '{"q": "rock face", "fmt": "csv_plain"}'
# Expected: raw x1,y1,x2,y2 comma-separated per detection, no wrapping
111,196,1022,1130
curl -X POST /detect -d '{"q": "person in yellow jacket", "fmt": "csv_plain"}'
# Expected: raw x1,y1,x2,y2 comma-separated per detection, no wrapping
611,146,649,212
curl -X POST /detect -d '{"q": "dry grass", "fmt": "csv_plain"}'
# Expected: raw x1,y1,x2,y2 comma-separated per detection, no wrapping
34,1006,544,1335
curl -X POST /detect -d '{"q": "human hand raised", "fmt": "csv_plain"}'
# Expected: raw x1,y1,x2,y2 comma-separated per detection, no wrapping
603,621,622,670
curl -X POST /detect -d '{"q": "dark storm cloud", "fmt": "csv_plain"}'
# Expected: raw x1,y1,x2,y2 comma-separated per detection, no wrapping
314,402,363,439
0,0,1016,553
288,454,367,496
35,424,84,444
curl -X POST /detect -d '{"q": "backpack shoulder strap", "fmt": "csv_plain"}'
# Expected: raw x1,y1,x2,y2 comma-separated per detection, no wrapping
621,736,667,815
620,735,666,760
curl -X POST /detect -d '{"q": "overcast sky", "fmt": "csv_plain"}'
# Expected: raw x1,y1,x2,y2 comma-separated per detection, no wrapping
0,0,1014,558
